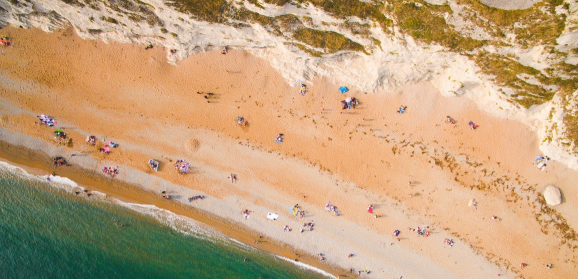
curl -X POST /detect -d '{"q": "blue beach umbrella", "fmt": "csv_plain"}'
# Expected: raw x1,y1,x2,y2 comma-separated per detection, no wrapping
339,86,349,94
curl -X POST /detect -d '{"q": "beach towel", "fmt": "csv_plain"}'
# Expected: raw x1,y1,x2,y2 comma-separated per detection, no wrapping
266,212,278,220
339,86,349,94
535,155,544,162
289,206,300,216
149,159,159,171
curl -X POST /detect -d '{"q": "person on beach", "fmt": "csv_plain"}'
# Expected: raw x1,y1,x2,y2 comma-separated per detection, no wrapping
242,209,251,219
367,205,374,214
228,173,237,183
274,134,283,144
299,84,307,96
468,199,478,209
345,97,354,109
235,116,247,126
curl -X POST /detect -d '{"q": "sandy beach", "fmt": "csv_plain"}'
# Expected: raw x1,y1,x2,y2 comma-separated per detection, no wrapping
1,26,577,278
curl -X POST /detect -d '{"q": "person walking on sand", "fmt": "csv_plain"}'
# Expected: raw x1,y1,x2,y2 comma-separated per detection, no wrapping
228,174,237,183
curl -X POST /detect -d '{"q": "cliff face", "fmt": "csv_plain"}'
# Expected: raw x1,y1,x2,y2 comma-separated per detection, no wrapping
1,0,577,168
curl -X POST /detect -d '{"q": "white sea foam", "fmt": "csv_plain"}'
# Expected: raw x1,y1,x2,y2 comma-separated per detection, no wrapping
43,174,80,188
113,200,223,240
0,160,30,176
226,236,337,278
276,255,338,279
0,160,83,192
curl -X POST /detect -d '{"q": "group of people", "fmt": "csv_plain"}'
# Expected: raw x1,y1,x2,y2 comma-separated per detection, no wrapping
290,204,306,218
341,97,358,110
86,135,97,145
188,195,205,202
103,165,119,177
1,35,10,48
408,226,430,237
443,238,455,247
85,135,119,154
174,160,190,174
324,201,340,216
37,114,56,126
54,129,67,140
242,209,251,219
99,145,111,154
301,220,315,232
148,159,160,171
535,155,550,171
52,157,67,167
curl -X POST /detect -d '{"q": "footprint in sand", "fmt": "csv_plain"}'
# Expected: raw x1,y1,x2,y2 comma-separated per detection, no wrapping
185,138,201,154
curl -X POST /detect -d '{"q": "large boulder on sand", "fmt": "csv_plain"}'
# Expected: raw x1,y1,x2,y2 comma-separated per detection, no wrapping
543,185,562,206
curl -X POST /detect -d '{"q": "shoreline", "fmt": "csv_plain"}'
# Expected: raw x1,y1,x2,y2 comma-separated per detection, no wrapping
0,138,346,278
1,25,577,278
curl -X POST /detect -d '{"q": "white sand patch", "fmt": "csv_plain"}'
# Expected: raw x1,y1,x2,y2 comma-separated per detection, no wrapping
556,31,578,53
424,0,449,4
445,2,495,41
479,0,542,10
507,45,551,71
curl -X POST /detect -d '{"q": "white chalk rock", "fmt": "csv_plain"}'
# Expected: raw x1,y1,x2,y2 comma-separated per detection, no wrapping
543,185,562,206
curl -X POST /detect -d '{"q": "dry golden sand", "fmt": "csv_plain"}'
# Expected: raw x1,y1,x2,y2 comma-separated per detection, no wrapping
1,26,577,278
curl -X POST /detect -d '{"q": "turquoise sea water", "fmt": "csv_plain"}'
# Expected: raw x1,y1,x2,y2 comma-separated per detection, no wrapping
0,166,329,279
